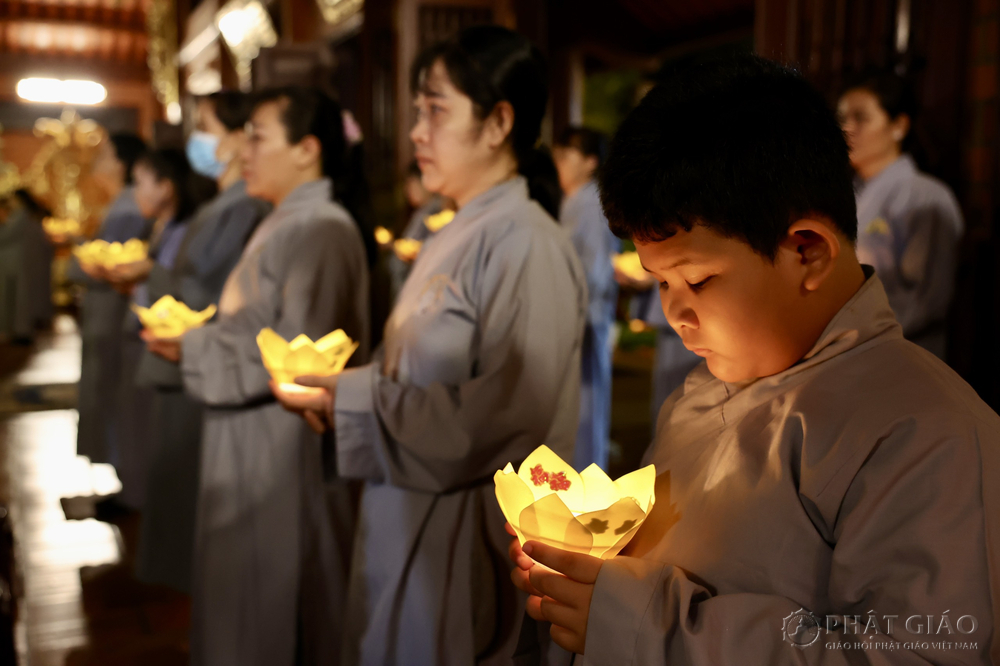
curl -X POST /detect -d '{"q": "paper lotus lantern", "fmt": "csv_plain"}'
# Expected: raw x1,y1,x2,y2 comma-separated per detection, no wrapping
132,295,216,339
374,226,394,246
43,216,82,239
613,251,652,284
424,209,455,233
495,445,656,559
393,238,422,263
73,238,148,268
257,327,359,394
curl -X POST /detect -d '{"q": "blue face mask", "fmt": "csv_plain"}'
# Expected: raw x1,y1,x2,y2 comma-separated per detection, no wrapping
186,131,224,179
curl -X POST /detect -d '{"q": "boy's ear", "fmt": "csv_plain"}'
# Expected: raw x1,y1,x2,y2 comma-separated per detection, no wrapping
780,218,843,292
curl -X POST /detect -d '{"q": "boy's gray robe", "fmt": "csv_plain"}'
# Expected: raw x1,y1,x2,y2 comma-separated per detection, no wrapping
581,269,1000,665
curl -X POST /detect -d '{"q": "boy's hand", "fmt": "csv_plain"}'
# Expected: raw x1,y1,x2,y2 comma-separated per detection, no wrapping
511,533,604,655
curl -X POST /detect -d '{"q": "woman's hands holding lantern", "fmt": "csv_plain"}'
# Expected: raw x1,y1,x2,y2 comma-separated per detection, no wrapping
269,375,338,434
141,328,183,362
259,328,358,434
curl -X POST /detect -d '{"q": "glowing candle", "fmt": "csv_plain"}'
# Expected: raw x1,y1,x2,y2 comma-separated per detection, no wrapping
495,445,656,559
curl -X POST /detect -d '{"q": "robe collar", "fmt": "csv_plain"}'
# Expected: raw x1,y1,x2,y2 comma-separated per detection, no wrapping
280,178,332,210
680,267,904,427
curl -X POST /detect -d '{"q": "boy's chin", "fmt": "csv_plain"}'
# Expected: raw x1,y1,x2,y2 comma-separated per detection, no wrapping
705,357,758,384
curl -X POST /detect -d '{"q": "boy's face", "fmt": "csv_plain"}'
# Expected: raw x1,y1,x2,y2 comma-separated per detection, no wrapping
637,224,818,383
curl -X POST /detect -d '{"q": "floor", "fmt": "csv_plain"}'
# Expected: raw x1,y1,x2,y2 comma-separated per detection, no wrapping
0,316,190,666
0,315,656,666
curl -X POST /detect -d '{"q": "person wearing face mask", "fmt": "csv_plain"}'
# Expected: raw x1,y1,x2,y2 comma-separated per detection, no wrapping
99,149,215,518
553,127,621,472
271,27,587,666
837,71,964,359
146,86,369,666
133,91,269,595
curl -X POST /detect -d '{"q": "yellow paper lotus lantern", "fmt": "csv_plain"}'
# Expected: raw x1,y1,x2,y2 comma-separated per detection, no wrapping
393,238,422,263
374,226,394,246
73,238,148,268
132,295,216,339
613,251,651,284
256,327,359,394
495,445,655,559
424,209,455,233
42,216,81,239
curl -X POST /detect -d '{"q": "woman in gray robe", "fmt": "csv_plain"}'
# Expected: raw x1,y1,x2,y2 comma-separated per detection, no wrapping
273,28,587,666
148,87,369,666
69,132,149,466
838,71,964,359
0,190,53,342
134,91,268,594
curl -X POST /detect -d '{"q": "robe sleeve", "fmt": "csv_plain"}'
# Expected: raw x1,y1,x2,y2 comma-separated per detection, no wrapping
582,421,995,665
335,228,584,493
182,216,365,408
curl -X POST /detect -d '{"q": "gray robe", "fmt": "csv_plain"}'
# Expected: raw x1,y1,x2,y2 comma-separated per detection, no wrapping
69,186,150,464
0,207,52,340
855,154,964,358
334,177,588,665
135,181,268,593
181,179,369,666
559,181,619,471
388,194,446,302
580,268,1000,665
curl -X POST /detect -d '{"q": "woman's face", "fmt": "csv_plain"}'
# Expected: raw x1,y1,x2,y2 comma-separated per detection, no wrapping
552,144,596,195
242,100,298,203
132,162,175,219
837,88,907,174
409,59,505,203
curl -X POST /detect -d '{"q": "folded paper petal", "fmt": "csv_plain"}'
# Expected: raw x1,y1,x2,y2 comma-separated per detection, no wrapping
132,296,216,338
615,464,657,511
255,327,359,386
574,497,645,558
495,445,657,560
518,493,593,555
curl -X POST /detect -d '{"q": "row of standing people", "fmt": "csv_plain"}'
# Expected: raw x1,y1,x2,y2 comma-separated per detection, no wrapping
72,26,585,666
67,27,965,666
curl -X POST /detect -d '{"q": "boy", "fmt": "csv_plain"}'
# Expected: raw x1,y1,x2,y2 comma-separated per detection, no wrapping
509,55,1000,664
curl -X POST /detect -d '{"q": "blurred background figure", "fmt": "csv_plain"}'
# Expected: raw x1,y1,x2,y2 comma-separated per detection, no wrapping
134,90,269,596
386,160,450,301
0,189,53,344
553,126,619,470
68,133,149,474
99,149,214,520
838,71,964,359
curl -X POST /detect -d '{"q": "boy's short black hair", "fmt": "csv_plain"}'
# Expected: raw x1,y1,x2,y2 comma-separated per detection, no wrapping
600,54,857,260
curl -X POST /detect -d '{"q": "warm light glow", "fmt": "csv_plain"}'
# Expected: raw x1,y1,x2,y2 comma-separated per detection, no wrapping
132,296,216,339
613,251,651,283
166,102,182,125
17,78,107,105
374,226,394,246
257,327,359,386
495,445,656,559
394,238,422,263
73,239,147,268
424,209,455,233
